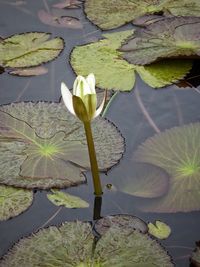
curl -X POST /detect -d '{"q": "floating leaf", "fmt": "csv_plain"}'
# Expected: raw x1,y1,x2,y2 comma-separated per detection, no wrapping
148,221,171,240
137,60,192,88
84,0,200,30
38,9,82,29
94,214,148,235
134,123,200,212
53,0,82,9
0,185,33,221
0,219,174,266
9,66,48,76
114,162,169,198
47,189,89,208
0,102,124,189
71,30,192,90
121,17,200,65
191,242,200,267
0,32,64,68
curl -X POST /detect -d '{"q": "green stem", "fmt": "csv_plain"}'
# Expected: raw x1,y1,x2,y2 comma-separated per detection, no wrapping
84,121,103,196
102,91,119,117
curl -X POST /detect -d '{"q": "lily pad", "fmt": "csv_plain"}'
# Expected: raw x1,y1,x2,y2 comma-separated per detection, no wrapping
0,185,33,221
84,0,200,30
47,189,89,208
0,219,174,267
191,242,200,267
0,32,64,68
70,30,192,90
113,162,169,198
0,101,124,189
148,221,171,239
121,17,200,65
134,123,200,212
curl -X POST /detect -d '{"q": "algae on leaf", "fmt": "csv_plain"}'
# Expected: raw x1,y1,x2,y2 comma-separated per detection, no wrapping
84,0,200,30
47,189,89,208
0,32,64,68
0,102,124,189
121,17,200,65
0,185,33,221
71,30,192,90
0,218,174,267
134,123,200,213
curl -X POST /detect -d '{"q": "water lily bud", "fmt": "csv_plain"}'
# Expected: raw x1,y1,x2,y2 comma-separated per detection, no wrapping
61,73,106,122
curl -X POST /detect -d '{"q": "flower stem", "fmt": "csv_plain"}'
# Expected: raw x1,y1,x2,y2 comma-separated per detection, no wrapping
84,121,103,196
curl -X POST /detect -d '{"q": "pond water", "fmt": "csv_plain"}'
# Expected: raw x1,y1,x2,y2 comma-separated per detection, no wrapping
0,1,200,266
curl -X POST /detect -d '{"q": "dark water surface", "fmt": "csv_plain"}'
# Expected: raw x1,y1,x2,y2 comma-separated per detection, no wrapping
0,1,200,266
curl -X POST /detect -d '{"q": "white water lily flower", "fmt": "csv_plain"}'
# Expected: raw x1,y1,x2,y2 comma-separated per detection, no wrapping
61,73,106,122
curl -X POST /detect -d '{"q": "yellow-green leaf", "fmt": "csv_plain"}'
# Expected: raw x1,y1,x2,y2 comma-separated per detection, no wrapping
47,190,89,208
148,221,171,240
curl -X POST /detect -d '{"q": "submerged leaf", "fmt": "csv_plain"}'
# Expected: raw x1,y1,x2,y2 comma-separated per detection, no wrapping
53,0,82,9
0,32,64,68
9,66,48,76
47,189,89,208
94,214,148,235
148,221,171,239
0,102,124,189
0,185,33,221
0,66,4,74
133,15,165,27
38,9,82,29
114,162,169,198
0,218,174,267
84,0,200,30
121,17,200,65
71,30,192,90
134,123,200,212
191,242,200,267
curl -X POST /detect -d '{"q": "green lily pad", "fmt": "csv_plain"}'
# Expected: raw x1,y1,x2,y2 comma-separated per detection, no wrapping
47,189,89,208
134,123,200,213
114,162,169,198
70,30,192,90
84,0,200,30
0,185,33,221
148,221,171,239
191,242,200,267
0,101,124,189
0,218,174,267
0,32,64,68
121,17,200,65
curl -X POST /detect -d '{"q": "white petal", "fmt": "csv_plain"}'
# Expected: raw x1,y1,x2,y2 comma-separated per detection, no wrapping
73,75,83,95
86,73,96,94
61,82,75,115
93,90,107,118
73,76,91,97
